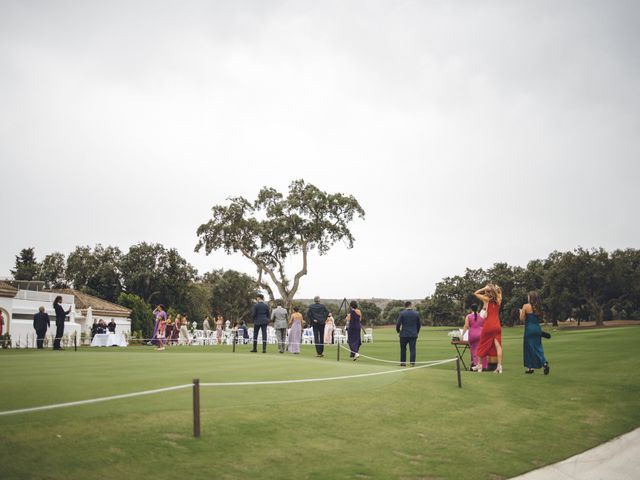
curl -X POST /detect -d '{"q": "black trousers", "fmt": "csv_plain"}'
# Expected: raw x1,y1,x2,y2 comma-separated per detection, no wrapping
252,324,267,352
400,337,417,364
312,324,325,355
53,322,64,350
35,329,47,349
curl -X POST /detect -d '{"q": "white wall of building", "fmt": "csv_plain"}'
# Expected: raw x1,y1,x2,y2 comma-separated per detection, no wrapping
0,290,129,348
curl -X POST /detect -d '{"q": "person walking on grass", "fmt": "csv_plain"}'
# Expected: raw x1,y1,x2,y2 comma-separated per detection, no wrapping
462,304,487,371
324,312,335,345
307,296,329,357
33,306,50,349
152,305,167,350
520,291,550,375
396,301,421,366
347,300,364,360
251,294,270,353
288,306,304,354
203,316,211,342
474,284,503,374
271,300,289,354
53,295,71,350
215,313,224,345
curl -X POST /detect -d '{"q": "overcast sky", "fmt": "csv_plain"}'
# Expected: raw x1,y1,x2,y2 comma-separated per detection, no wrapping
1,1,638,299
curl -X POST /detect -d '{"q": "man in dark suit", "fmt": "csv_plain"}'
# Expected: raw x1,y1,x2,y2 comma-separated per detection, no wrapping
306,296,330,357
396,301,422,366
33,306,51,349
250,294,270,353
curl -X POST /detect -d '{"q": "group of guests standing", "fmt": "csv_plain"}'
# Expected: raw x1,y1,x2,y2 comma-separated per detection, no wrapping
202,313,227,344
90,318,116,338
462,284,550,375
151,306,196,350
246,295,366,359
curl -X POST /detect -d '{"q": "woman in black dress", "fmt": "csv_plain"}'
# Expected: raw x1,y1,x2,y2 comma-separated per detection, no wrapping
53,295,71,350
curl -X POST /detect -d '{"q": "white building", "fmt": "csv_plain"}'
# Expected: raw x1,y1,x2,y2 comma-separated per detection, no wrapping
0,281,131,348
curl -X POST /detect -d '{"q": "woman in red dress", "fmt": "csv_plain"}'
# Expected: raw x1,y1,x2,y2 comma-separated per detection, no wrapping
474,284,503,374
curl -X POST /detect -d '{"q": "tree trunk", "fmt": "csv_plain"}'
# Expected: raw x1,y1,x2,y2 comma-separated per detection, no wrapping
587,296,604,327
594,306,604,327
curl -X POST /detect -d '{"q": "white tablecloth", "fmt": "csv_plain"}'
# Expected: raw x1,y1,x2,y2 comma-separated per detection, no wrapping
91,332,127,347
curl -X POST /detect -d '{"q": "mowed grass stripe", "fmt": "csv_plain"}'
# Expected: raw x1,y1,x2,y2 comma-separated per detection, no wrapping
1,326,639,480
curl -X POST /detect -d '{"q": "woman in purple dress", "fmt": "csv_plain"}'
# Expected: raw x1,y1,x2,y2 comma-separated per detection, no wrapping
287,306,304,354
152,305,167,348
347,301,364,360
462,304,487,371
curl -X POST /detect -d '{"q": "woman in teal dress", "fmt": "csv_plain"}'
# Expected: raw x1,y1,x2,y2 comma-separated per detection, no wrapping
519,291,550,375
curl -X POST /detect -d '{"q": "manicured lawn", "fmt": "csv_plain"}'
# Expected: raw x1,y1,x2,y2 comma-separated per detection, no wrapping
1,326,639,480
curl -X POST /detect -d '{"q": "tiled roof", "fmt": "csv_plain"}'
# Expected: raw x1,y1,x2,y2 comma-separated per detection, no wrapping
0,281,18,298
48,289,131,317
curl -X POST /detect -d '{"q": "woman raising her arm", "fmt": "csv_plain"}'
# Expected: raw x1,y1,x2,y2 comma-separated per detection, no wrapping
474,284,504,374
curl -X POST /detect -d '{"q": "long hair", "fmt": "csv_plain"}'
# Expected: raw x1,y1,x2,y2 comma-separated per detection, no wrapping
53,295,62,307
529,291,544,318
470,303,478,321
486,284,500,304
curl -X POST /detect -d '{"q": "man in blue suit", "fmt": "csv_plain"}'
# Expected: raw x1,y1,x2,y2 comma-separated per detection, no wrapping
396,301,421,366
250,294,271,353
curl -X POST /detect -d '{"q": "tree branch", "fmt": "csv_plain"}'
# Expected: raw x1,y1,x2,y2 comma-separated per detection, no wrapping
242,251,287,300
289,241,309,299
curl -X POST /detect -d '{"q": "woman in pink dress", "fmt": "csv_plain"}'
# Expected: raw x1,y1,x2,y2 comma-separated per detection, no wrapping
287,307,304,354
324,313,335,345
215,314,224,345
462,304,487,370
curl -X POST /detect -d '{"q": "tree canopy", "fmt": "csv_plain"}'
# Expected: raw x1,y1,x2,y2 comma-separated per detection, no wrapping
11,248,39,281
196,179,365,308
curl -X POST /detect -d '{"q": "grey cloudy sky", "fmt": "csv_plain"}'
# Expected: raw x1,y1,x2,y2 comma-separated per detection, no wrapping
1,1,638,299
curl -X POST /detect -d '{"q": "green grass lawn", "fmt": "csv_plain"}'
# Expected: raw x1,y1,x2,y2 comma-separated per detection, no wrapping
1,326,639,480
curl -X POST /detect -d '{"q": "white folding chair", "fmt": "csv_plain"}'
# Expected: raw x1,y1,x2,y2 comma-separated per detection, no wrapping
302,328,314,344
364,328,373,343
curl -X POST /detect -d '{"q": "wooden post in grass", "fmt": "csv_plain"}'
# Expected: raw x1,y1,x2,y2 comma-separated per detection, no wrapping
193,378,201,438
74,334,77,351
337,341,340,362
456,358,462,388
232,333,236,353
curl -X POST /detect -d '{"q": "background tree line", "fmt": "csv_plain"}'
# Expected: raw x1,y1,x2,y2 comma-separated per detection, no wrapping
11,244,260,338
410,247,640,327
11,246,640,331
319,248,640,328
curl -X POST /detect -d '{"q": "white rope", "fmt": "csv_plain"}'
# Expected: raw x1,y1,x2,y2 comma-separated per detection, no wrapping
338,344,441,365
0,358,457,417
200,358,457,387
0,384,192,417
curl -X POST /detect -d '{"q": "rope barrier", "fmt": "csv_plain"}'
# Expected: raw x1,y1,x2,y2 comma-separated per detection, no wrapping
0,358,457,417
0,384,192,417
200,358,457,387
337,344,441,365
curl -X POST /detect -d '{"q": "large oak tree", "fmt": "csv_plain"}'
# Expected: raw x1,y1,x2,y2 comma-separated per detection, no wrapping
196,180,365,309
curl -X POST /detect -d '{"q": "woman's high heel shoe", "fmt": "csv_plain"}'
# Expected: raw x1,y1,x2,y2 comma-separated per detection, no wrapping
494,364,503,374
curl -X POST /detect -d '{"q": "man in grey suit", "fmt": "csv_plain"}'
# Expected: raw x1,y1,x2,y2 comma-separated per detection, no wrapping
396,301,422,366
271,300,289,353
33,306,51,349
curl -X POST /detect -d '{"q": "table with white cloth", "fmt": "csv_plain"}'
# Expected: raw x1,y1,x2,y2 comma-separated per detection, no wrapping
90,332,128,347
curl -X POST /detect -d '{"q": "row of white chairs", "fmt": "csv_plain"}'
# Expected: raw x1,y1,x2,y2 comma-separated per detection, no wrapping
188,326,373,345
